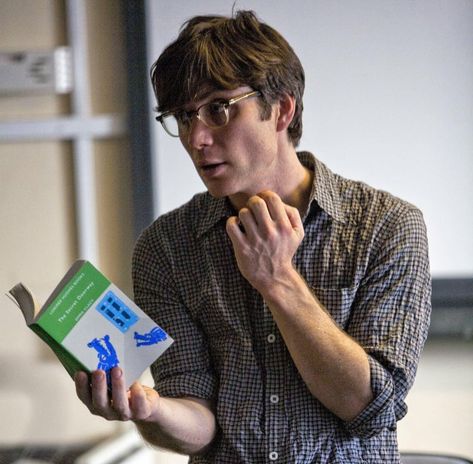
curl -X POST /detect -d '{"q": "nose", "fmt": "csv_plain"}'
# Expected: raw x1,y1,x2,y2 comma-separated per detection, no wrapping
185,116,213,149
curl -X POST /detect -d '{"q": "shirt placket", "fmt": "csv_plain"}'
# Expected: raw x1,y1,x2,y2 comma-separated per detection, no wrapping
263,299,287,463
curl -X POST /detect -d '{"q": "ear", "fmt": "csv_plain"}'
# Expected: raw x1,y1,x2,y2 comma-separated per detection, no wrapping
275,93,296,133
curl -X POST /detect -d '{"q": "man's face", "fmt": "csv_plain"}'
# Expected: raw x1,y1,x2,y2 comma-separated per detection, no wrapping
177,86,281,205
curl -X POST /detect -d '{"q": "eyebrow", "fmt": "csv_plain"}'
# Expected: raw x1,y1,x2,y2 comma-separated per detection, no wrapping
192,88,216,102
172,87,244,115
191,88,236,105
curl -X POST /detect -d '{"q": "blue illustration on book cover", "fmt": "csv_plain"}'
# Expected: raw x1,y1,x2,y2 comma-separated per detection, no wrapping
87,334,119,385
134,327,168,346
96,290,138,333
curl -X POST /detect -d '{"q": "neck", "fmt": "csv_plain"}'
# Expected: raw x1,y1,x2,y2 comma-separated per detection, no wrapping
229,149,313,216
284,163,313,216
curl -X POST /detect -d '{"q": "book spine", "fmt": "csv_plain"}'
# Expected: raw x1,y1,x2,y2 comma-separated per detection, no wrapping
30,323,89,378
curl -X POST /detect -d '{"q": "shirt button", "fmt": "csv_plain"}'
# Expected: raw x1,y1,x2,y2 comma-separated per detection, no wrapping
267,334,276,343
269,451,278,461
270,394,279,404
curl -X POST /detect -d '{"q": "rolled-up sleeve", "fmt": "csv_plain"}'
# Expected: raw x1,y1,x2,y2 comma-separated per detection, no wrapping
132,224,217,400
344,206,431,439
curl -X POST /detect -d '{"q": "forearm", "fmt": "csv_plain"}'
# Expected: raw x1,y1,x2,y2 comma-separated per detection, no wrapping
226,191,373,421
135,396,216,455
260,267,373,422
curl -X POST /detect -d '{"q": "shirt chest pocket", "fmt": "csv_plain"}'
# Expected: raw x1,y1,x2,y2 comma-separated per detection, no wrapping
310,286,358,330
193,275,255,342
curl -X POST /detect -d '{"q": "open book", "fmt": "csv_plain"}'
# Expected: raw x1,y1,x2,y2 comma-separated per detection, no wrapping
7,260,173,388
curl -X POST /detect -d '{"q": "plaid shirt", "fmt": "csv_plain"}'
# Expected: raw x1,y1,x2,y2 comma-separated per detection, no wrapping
132,152,431,463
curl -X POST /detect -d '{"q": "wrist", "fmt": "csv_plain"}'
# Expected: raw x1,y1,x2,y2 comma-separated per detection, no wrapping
257,265,304,303
133,393,166,427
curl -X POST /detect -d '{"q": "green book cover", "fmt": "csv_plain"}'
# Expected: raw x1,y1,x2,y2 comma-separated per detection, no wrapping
7,260,173,388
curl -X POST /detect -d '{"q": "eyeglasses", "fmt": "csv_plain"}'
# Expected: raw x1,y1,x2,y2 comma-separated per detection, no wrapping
156,90,261,138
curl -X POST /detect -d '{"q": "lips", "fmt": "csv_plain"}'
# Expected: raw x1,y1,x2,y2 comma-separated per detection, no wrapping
201,162,224,171
198,161,227,178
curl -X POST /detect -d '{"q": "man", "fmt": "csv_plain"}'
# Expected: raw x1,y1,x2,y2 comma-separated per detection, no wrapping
75,10,431,463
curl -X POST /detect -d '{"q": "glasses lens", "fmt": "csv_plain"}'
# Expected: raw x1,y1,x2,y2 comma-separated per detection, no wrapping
161,114,180,137
200,102,228,128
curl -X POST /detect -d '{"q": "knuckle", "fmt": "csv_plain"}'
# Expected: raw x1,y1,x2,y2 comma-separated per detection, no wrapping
91,397,102,410
90,404,107,417
266,229,278,241
117,411,131,421
87,404,99,415
276,219,291,231
112,400,130,420
291,205,301,217
113,403,125,414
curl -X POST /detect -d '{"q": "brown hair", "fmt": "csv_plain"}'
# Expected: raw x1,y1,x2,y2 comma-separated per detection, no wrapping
150,10,305,146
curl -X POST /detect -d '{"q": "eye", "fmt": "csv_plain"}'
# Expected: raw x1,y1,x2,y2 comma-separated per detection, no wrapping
207,101,226,115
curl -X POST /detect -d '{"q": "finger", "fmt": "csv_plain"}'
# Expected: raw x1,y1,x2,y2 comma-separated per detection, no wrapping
237,207,259,240
284,203,303,229
227,215,256,252
257,191,289,223
110,367,131,421
284,204,305,239
75,371,93,408
246,195,272,226
226,216,244,243
91,370,116,418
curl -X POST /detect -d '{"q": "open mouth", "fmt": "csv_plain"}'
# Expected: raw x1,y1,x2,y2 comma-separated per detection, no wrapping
203,163,221,169
201,162,225,173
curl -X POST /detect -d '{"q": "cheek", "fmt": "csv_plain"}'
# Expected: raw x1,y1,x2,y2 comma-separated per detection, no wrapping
179,133,190,151
242,127,278,161
179,138,198,165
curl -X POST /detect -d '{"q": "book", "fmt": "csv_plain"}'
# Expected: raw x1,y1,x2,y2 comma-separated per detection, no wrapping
6,260,173,389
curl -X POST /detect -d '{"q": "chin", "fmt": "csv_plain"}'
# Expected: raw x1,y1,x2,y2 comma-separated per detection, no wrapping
205,186,229,199
204,182,237,199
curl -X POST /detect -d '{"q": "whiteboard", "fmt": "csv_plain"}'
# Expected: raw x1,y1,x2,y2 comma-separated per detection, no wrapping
145,0,473,277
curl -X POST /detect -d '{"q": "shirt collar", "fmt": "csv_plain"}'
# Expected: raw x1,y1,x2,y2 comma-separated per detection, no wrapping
298,152,348,224
195,151,347,238
196,194,236,238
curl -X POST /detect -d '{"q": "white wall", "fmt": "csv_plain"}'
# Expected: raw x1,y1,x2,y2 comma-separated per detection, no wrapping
146,0,473,278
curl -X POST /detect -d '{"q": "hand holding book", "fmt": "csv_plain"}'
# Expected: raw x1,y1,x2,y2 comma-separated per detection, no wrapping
6,260,173,390
74,366,161,422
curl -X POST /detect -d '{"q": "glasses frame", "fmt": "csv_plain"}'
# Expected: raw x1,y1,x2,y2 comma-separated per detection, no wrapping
155,90,262,138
